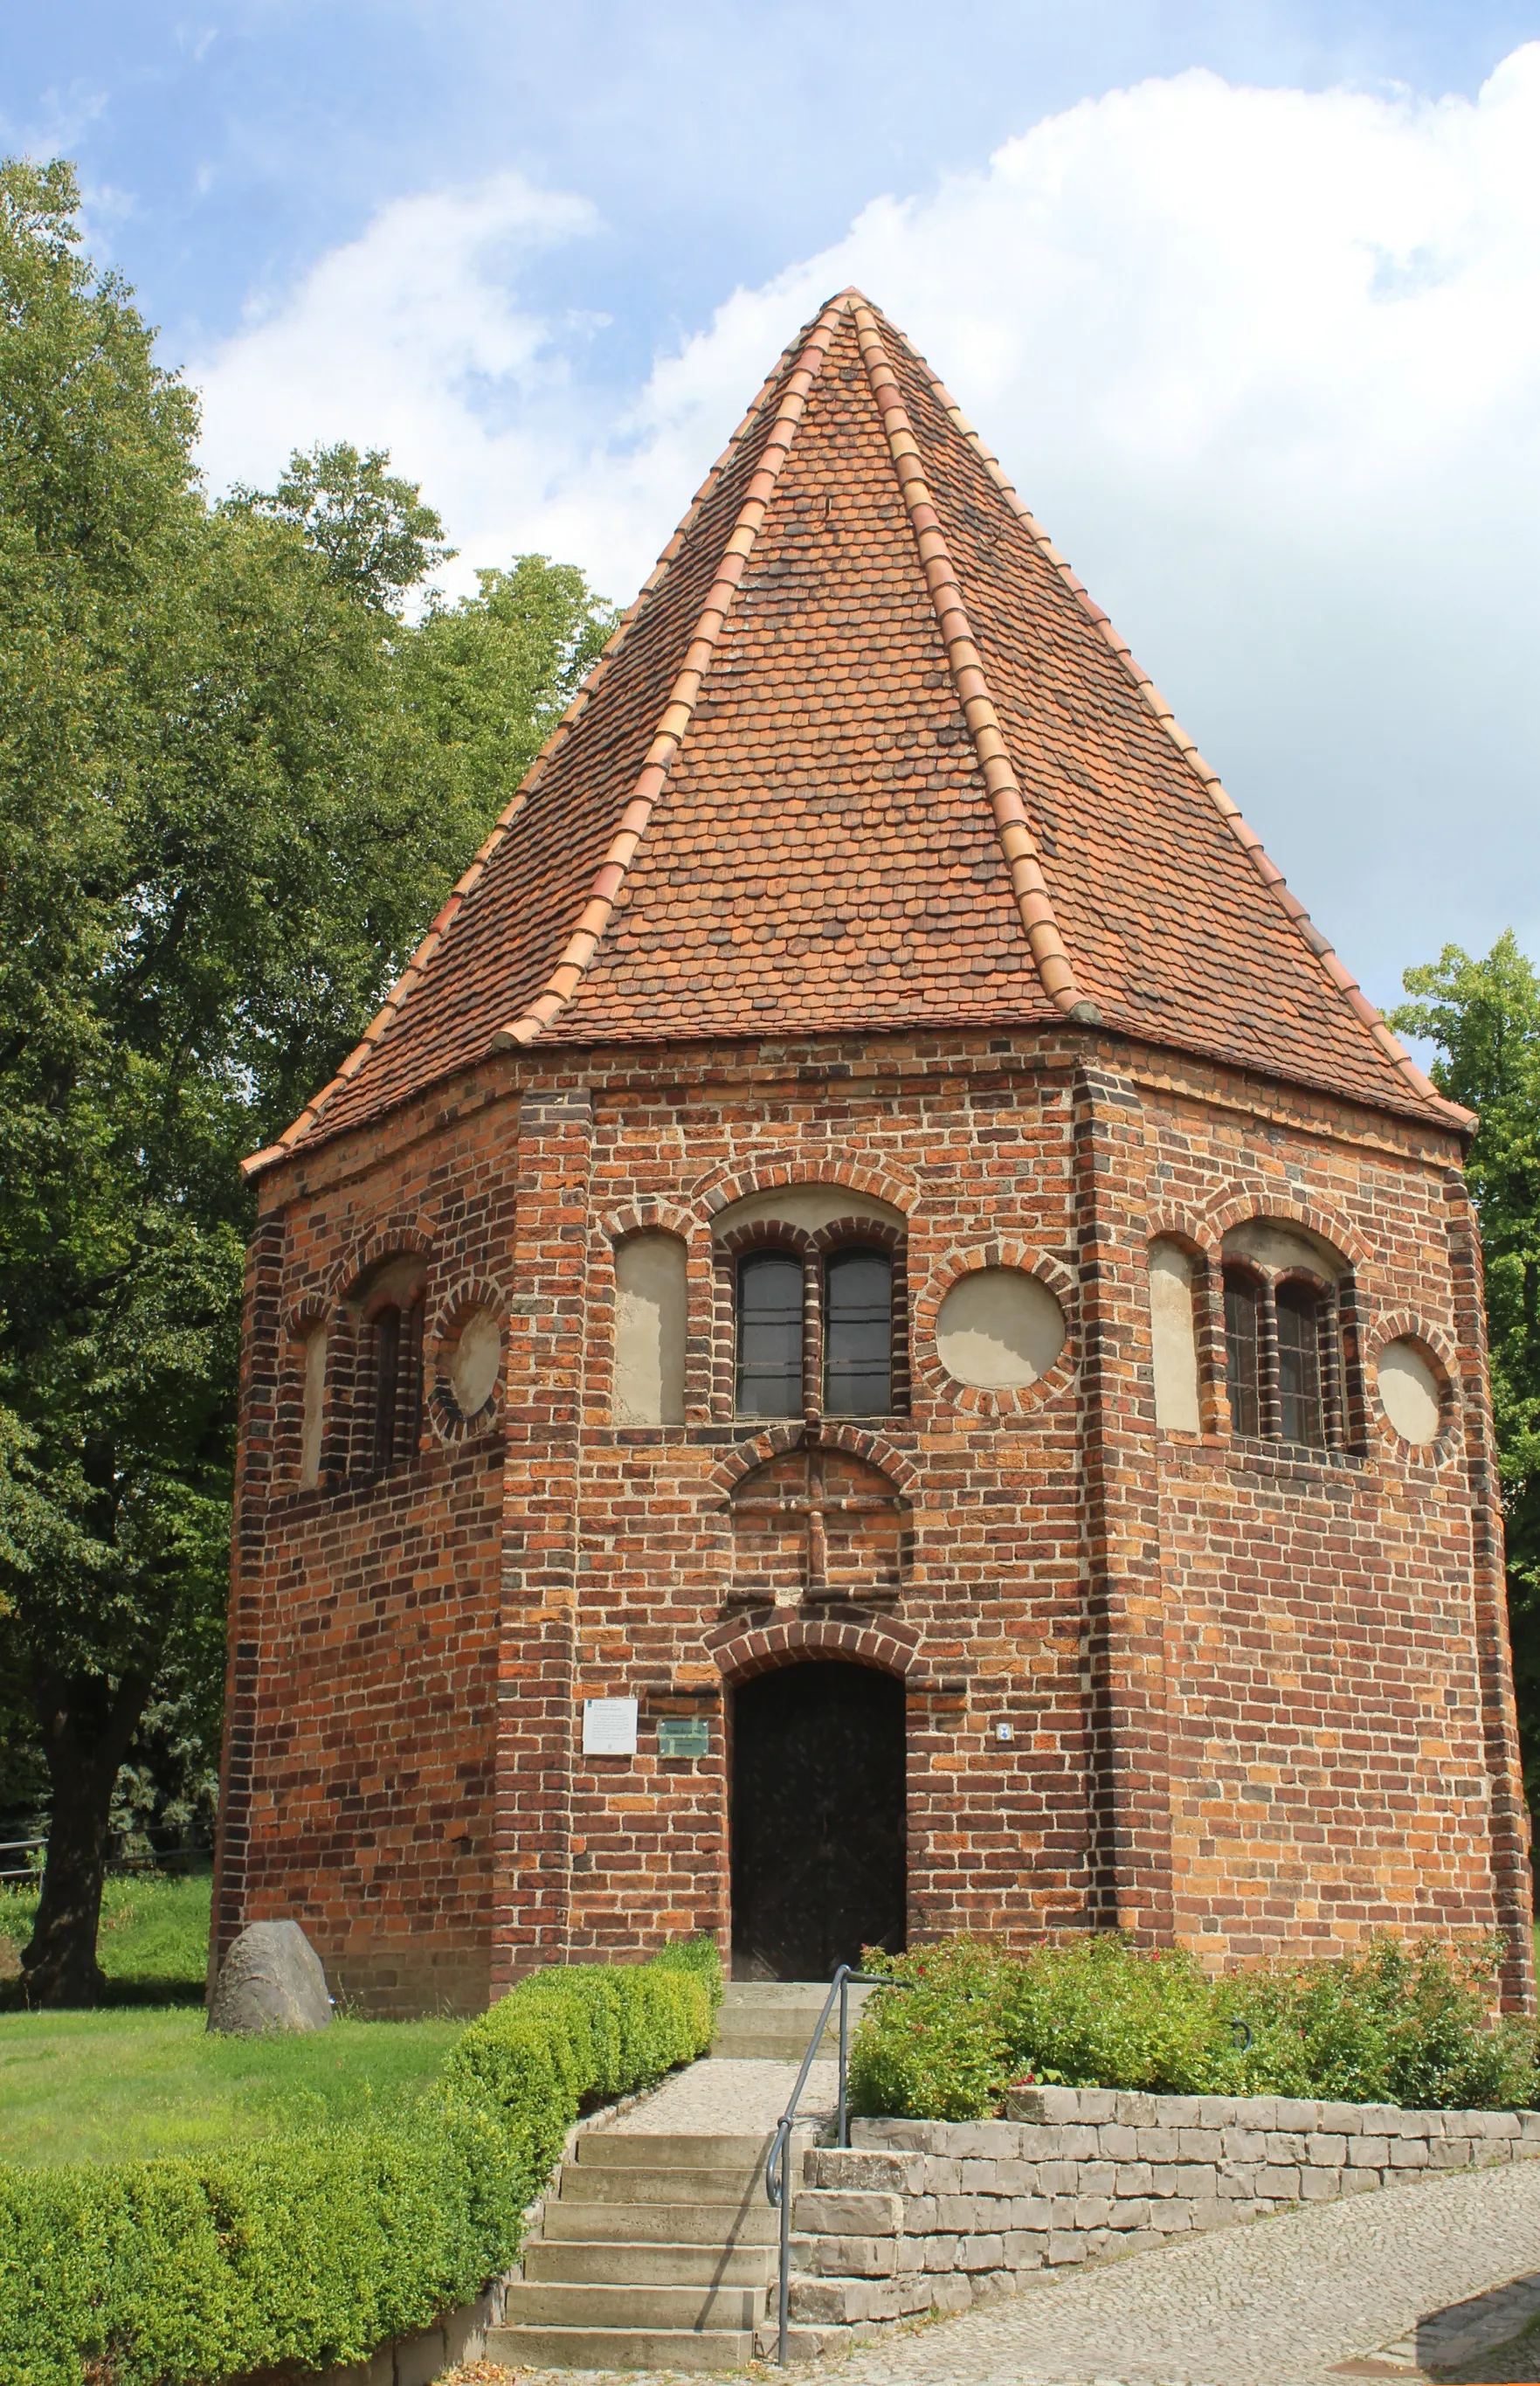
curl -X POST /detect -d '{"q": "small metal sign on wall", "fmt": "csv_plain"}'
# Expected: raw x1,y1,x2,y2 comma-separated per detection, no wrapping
583,1698,639,1756
658,1718,710,1760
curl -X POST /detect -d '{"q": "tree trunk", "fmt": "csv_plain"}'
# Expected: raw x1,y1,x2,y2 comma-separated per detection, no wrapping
21,1669,151,2006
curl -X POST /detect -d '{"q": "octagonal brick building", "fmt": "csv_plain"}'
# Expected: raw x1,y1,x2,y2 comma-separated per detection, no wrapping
211,291,1534,2016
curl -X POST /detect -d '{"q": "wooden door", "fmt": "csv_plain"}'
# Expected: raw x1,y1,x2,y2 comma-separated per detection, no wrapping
730,1660,906,1980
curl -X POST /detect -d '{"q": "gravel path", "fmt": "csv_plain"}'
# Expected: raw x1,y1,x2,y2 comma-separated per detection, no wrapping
600,2058,838,2137
483,2145,1540,2386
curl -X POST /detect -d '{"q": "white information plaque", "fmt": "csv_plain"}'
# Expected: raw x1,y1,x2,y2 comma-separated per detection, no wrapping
583,1698,639,1756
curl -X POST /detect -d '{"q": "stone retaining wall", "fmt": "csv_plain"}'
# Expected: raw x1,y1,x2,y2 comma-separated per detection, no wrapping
785,2086,1540,2342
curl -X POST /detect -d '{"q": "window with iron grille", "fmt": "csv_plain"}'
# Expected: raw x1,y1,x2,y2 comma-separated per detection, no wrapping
734,1241,897,1421
352,1255,427,1478
824,1248,893,1416
735,1252,805,1418
1223,1261,1341,1451
1223,1267,1262,1438
1276,1281,1327,1449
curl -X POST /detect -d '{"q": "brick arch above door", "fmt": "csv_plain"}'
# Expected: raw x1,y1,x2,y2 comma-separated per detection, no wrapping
706,1611,920,1684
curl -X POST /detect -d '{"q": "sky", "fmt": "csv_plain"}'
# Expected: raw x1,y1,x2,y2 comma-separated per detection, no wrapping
4,2,1539,1031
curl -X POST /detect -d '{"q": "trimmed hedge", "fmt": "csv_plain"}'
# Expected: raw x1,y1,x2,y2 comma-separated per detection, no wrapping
0,1938,720,2386
851,1933,1538,2122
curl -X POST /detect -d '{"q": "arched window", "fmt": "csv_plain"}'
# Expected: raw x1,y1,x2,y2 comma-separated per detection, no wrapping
354,1255,426,1477
735,1253,804,1418
1223,1267,1263,1437
732,1234,901,1421
1276,1280,1327,1449
1220,1222,1347,1451
824,1248,893,1416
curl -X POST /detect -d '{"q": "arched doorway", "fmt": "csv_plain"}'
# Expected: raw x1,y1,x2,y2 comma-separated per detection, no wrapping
729,1660,907,1980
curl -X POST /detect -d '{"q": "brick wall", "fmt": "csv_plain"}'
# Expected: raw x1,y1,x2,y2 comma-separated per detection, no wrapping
212,1022,1533,2013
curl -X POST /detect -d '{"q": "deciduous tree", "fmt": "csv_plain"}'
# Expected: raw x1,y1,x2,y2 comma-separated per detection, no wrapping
0,157,612,2001
1392,933,1540,1816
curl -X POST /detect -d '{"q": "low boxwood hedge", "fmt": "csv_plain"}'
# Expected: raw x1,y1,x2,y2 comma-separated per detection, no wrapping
0,1936,721,2386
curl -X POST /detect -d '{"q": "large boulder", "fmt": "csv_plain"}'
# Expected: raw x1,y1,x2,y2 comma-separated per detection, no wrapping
209,1919,333,2034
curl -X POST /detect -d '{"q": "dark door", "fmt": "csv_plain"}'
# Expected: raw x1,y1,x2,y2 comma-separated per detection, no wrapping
730,1660,907,1980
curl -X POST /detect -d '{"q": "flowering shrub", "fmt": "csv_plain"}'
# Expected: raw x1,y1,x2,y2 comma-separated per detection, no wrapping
849,1933,1536,2121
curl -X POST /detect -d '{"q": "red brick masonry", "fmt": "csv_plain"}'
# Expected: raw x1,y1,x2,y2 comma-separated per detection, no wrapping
213,1028,1533,2013
212,295,1531,2015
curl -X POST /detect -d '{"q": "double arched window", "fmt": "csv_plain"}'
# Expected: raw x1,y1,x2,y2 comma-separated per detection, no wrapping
735,1244,895,1420
1223,1265,1339,1450
354,1255,427,1477
1150,1219,1352,1455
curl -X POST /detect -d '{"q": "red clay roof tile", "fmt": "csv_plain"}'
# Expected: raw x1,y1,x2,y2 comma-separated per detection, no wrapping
250,290,1467,1172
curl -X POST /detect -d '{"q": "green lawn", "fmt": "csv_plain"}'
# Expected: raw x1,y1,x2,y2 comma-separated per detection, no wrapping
0,1871,460,2163
0,2004,463,2164
0,1870,213,2004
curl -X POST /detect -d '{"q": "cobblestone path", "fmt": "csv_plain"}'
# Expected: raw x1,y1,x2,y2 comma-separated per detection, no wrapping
803,2157,1540,2385
479,2154,1540,2386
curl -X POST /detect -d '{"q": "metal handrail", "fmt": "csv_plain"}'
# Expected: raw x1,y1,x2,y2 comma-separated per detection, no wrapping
763,1965,910,2365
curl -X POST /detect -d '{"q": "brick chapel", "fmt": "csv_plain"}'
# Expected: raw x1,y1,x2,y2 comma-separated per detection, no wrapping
211,291,1534,2016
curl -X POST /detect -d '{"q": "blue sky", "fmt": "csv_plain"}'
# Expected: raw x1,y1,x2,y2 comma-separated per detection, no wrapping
4,3,1539,1026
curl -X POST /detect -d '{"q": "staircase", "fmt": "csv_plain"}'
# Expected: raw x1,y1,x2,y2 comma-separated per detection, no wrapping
709,1978,860,2062
485,1981,861,2369
486,2127,801,2369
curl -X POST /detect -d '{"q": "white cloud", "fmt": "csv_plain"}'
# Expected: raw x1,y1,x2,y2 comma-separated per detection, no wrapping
193,50,1540,1003
194,170,603,557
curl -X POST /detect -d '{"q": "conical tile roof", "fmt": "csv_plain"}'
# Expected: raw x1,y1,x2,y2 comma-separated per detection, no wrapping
252,291,1466,1172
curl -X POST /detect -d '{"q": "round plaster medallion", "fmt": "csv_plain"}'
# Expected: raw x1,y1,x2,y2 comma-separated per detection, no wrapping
1376,1338,1443,1447
935,1267,1066,1390
448,1307,503,1418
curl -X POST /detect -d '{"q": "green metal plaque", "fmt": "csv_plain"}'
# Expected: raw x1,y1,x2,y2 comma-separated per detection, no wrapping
658,1718,710,1760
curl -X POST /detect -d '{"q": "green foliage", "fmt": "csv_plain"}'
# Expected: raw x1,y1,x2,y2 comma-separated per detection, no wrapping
849,1934,1537,2121
1391,933,1540,1813
0,1941,718,2386
845,1936,1017,2121
401,556,616,816
225,440,454,613
0,154,612,1994
1218,1936,1537,2110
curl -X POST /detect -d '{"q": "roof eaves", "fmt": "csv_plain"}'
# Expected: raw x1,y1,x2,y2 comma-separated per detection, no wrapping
485,293,851,1054
908,356,1472,1134
849,300,1099,1027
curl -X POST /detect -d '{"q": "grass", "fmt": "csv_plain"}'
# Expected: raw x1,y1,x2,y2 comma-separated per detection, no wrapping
0,2005,466,2165
0,1870,212,2006
0,1869,460,2164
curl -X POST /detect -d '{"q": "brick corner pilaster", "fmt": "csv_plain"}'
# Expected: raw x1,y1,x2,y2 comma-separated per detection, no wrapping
1073,1060,1172,1943
493,1087,596,1988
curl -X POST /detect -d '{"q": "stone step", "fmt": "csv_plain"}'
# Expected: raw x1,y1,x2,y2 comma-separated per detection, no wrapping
576,2131,772,2169
710,2028,836,2061
487,2325,755,2371
720,1979,832,1999
541,2199,781,2245
719,1981,873,2010
503,2279,763,2330
524,2240,777,2287
713,1981,847,2059
756,2325,856,2362
559,2162,763,2205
